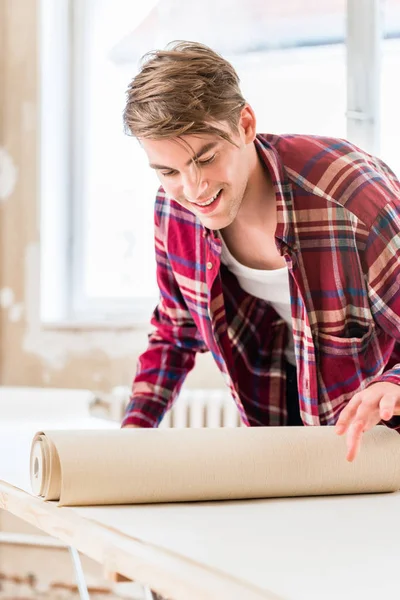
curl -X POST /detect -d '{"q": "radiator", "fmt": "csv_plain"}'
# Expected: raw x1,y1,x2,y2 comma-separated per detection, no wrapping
110,387,244,428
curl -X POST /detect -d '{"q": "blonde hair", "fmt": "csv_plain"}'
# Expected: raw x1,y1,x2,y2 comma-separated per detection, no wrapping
123,41,246,144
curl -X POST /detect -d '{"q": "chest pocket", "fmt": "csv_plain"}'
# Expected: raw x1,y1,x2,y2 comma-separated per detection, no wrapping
315,324,379,391
317,323,374,354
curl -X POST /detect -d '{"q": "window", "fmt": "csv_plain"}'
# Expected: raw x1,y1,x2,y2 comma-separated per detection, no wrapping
381,0,400,175
42,1,397,324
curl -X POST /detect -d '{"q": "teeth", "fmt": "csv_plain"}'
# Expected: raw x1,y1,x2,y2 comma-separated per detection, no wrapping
196,190,220,207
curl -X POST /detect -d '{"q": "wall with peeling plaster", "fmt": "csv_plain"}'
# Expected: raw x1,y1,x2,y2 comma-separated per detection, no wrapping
0,0,222,394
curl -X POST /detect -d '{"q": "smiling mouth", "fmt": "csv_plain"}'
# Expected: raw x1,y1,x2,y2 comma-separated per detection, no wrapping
194,189,222,207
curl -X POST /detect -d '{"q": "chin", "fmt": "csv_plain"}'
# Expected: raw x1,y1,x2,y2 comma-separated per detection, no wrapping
201,214,234,231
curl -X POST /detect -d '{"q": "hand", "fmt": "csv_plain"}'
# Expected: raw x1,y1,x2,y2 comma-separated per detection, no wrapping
335,382,400,462
121,424,141,428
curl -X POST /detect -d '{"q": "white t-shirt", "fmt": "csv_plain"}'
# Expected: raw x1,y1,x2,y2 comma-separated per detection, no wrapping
218,233,296,365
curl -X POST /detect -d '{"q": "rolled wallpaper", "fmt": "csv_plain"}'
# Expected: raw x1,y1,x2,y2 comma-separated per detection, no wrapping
30,426,400,506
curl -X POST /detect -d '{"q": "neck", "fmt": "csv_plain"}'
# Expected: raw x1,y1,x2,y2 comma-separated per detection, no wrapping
236,143,275,229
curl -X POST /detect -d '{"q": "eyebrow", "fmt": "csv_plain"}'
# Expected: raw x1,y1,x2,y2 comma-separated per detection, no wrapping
149,141,219,171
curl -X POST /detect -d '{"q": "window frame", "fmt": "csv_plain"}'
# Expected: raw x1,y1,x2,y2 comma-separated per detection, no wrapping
39,0,159,325
39,0,73,324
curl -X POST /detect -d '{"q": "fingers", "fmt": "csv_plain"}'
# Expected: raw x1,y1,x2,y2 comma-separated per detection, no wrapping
343,400,380,462
335,393,363,435
335,392,385,462
335,383,400,462
379,394,397,421
345,420,364,462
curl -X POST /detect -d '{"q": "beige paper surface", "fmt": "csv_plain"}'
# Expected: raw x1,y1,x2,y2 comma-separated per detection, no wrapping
73,492,400,600
30,426,400,506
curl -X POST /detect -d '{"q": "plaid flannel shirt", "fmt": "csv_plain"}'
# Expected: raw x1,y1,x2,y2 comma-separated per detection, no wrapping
122,134,400,429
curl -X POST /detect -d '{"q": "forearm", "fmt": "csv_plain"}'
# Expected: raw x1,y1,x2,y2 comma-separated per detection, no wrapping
121,336,201,428
121,392,172,428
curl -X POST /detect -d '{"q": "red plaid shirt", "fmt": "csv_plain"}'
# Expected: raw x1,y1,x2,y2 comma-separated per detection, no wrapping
122,134,400,429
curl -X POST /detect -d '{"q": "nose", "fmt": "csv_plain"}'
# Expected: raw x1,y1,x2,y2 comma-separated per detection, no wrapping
181,169,208,202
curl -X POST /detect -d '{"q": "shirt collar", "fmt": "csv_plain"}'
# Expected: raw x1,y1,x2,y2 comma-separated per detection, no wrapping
254,135,296,250
203,135,296,252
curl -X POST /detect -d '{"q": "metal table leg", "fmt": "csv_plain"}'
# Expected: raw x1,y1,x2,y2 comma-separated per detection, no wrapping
143,586,165,600
143,586,156,599
68,546,90,600
70,544,164,600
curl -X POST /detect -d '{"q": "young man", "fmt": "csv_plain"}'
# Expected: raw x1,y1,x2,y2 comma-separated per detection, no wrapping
121,41,400,461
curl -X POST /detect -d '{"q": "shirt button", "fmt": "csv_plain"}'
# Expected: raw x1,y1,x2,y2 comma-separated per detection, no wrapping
206,261,213,270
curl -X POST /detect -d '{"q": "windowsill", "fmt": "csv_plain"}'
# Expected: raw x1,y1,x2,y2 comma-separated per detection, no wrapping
40,319,150,332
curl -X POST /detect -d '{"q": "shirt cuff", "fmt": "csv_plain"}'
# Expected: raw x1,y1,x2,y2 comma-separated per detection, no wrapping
121,396,165,428
121,411,157,428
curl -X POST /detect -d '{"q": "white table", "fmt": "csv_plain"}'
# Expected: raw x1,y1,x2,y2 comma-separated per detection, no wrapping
1,387,399,600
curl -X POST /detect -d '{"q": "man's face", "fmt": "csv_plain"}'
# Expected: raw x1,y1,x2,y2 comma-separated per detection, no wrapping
140,115,254,230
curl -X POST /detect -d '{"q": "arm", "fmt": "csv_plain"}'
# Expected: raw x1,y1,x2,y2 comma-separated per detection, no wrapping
121,196,208,428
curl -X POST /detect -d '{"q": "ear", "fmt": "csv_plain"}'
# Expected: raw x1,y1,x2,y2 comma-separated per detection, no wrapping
238,104,256,144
